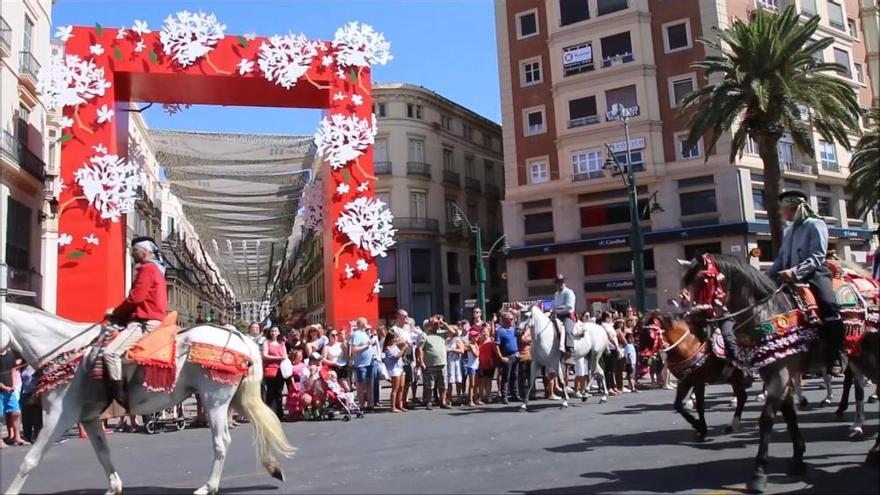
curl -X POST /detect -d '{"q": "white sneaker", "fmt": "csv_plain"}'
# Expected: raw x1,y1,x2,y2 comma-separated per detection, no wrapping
622,387,631,393
664,384,676,390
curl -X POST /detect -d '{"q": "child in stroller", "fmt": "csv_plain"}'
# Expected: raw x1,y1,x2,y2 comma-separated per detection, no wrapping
323,369,363,421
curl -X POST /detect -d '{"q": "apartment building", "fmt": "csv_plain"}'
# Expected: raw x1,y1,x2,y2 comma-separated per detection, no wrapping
495,0,877,314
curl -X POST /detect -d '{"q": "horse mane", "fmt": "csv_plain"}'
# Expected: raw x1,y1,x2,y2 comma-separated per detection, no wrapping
683,253,777,300
2,302,75,324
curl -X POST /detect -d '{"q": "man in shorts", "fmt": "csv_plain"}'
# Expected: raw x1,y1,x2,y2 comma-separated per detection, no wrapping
0,348,28,446
418,316,451,409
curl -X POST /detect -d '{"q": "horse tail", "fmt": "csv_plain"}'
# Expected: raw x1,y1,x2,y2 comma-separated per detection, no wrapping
232,349,295,481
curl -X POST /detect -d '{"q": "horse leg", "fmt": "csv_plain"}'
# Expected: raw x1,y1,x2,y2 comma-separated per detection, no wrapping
849,371,866,438
868,394,880,465
792,374,808,410
780,394,807,476
81,419,122,495
520,360,537,411
593,354,608,404
194,389,235,495
4,390,82,495
558,361,569,409
694,382,708,440
820,372,834,407
834,367,853,419
673,378,700,436
726,373,747,434
748,371,787,493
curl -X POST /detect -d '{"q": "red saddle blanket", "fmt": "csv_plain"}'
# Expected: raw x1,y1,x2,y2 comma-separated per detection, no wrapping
127,312,180,392
188,342,252,385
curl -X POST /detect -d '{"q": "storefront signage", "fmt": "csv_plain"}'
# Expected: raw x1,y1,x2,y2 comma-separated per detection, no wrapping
608,136,646,153
563,45,593,67
597,236,629,248
584,277,657,293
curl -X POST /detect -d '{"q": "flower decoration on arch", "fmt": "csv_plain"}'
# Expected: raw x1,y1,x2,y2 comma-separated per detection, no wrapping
300,180,323,233
331,21,393,68
314,113,377,170
37,54,112,110
73,151,142,223
335,196,396,261
160,10,227,67
257,33,321,89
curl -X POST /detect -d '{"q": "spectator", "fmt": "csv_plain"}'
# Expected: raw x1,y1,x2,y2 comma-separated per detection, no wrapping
383,330,408,412
284,328,303,354
599,312,620,396
262,327,287,419
349,318,374,410
325,370,356,410
614,320,627,393
445,325,466,406
369,324,384,408
516,312,536,401
477,326,495,404
18,365,41,443
322,328,349,392
304,325,327,359
418,316,450,410
285,349,311,421
391,310,418,408
623,333,639,393
464,326,480,406
248,322,266,346
494,311,520,404
0,349,27,446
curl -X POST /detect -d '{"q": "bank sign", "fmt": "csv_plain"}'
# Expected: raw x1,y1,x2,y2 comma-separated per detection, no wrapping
563,45,592,67
584,277,657,292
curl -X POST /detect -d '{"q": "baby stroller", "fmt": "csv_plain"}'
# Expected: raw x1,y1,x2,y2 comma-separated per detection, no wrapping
315,366,364,421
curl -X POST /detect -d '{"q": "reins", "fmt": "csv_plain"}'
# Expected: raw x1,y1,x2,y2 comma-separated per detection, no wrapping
659,327,691,353
701,285,786,326
31,320,106,370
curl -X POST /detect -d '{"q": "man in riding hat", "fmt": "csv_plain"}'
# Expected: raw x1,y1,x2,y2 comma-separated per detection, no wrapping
768,190,844,375
553,274,576,357
104,236,169,404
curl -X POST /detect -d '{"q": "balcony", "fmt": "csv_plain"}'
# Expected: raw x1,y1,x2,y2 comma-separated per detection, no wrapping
782,162,816,175
820,161,841,173
374,161,392,175
0,18,11,58
465,177,481,192
393,217,439,233
600,52,634,68
573,170,605,182
485,183,501,198
406,161,431,178
19,51,40,90
1,130,45,182
443,169,460,187
1,265,41,304
569,116,600,128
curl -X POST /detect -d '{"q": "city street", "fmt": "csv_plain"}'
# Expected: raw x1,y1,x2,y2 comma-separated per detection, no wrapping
1,379,877,494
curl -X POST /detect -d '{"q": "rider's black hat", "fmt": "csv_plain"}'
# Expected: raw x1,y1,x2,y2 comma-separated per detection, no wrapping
131,236,158,246
778,190,808,202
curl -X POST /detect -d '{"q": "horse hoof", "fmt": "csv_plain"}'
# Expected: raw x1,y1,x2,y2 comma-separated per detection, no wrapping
519,404,527,411
834,411,845,421
868,395,878,404
599,396,608,404
798,397,809,410
849,427,864,438
747,472,768,493
560,401,569,409
866,448,879,465
581,396,588,403
724,425,737,434
820,398,833,407
786,460,807,476
194,485,217,495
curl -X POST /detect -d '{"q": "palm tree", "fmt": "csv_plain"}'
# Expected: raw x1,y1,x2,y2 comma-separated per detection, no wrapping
680,5,861,254
846,107,879,218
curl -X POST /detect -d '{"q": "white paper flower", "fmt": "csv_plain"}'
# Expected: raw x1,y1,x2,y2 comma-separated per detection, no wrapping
321,55,333,66
336,182,350,195
356,258,369,272
160,11,227,67
89,44,104,56
237,58,255,75
96,104,114,124
83,234,100,245
92,143,108,154
58,180,67,192
134,40,146,52
243,32,257,41
357,181,369,192
257,33,320,89
161,103,191,115
333,92,347,101
116,27,128,40
335,196,396,258
58,233,73,246
373,279,383,294
332,22,392,68
344,264,355,279
300,180,323,232
314,113,377,169
58,116,74,128
55,25,74,42
132,20,151,36
211,239,219,253
336,67,345,78
37,54,112,110
73,152,142,222
351,94,364,106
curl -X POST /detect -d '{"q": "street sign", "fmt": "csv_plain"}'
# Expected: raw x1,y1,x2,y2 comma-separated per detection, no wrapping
464,298,477,308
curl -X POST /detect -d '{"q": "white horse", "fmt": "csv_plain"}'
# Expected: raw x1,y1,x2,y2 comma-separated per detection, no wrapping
572,319,611,404
0,303,294,495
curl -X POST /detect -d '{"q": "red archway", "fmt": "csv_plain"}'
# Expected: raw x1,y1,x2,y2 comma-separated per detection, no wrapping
50,16,390,328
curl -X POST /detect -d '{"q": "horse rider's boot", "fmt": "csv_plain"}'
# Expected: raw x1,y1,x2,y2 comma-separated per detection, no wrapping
110,379,129,410
823,318,845,377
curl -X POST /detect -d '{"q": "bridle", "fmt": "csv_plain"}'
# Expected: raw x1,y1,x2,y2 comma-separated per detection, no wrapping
659,327,691,354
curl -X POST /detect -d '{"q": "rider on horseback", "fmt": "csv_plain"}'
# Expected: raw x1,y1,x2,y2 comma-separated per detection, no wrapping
768,190,844,376
103,236,169,406
552,274,576,358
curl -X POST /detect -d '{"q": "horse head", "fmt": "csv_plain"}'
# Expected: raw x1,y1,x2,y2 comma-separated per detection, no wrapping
0,318,11,352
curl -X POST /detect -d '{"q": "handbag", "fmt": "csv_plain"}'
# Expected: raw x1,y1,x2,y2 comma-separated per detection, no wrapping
376,360,390,381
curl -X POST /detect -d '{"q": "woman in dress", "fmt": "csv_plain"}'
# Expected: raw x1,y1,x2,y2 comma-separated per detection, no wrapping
322,328,350,392
383,331,408,412
262,326,287,419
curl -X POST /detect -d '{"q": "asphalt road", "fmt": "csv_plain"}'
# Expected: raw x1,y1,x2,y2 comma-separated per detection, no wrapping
1,379,877,494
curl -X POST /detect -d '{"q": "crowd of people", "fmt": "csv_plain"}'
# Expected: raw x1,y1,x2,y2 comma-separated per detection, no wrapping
252,305,678,421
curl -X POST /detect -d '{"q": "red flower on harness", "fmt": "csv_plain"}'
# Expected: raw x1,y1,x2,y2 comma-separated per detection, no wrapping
694,254,728,318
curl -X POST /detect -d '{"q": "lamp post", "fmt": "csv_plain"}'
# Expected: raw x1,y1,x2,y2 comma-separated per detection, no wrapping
451,202,510,316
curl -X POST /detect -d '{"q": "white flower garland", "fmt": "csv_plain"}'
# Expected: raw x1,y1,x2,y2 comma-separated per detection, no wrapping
332,22,392,67
314,113,377,169
335,196,396,258
73,151,142,223
257,33,320,89
160,10,227,67
37,54,112,110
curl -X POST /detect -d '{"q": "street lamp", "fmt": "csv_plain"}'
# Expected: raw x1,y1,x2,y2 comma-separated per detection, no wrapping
451,202,508,316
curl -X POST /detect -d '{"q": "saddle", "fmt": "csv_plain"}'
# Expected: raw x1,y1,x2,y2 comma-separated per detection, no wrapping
124,312,180,393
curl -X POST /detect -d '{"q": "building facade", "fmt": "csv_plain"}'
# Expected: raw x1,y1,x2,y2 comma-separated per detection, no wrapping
1,0,56,308
372,83,506,325
495,0,877,314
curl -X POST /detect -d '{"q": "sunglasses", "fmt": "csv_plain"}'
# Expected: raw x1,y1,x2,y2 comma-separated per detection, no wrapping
330,333,339,336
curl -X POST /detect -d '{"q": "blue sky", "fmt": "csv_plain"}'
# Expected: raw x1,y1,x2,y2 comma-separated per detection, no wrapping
52,0,501,135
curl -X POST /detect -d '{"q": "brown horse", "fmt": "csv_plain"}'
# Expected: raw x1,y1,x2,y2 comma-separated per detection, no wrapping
639,313,748,440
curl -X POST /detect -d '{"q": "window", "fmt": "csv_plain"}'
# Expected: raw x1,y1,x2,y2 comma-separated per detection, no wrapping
613,149,644,171
443,148,454,171
812,48,824,65
664,20,691,52
5,198,31,270
441,115,452,130
465,155,476,177
560,0,590,25
833,48,852,78
524,212,554,235
819,140,838,170
462,125,474,141
482,132,491,148
816,196,833,217
377,250,397,284
777,140,795,168
445,199,456,223
597,0,628,16
827,1,845,30
604,85,638,119
524,108,545,135
679,190,717,215
484,160,495,183
528,160,549,184
527,259,557,280
846,198,861,220
746,136,759,155
23,17,33,52
447,252,461,285
467,202,479,226
753,189,766,211
17,105,30,144
568,96,598,127
572,149,603,176
584,250,655,275
517,10,539,38
756,0,779,9
522,59,542,85
670,76,695,107
848,18,858,38
801,0,817,15
407,139,425,162
756,240,774,262
678,135,700,160
376,191,391,208
855,63,865,83
375,138,388,162
409,190,427,219
684,242,721,261
376,103,386,117
600,32,633,66
407,103,423,119
411,249,432,284
562,42,594,76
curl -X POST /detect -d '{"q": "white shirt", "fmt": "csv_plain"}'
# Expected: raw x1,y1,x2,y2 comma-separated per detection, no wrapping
553,286,576,315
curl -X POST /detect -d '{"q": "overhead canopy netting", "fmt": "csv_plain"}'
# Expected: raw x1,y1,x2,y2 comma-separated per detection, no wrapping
151,129,315,301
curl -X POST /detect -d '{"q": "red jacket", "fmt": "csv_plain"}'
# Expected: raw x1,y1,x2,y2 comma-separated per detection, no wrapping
113,262,168,321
